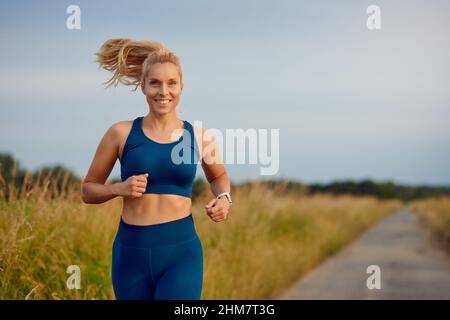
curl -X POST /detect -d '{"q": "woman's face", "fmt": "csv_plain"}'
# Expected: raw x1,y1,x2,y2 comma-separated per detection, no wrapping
141,62,183,116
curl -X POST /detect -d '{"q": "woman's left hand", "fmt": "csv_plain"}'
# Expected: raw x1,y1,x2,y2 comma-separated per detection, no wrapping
205,196,231,223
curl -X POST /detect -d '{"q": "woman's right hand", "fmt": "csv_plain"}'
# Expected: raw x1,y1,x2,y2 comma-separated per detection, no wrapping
117,173,148,198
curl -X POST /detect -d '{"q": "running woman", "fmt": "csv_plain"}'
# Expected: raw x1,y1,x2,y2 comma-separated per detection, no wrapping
81,38,232,300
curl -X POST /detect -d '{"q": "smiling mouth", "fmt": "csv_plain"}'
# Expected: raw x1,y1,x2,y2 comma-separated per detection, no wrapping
154,98,172,105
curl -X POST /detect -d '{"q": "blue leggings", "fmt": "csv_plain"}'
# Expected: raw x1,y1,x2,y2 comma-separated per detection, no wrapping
111,213,203,300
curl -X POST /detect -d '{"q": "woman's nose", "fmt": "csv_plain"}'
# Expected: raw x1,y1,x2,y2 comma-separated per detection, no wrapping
159,83,169,95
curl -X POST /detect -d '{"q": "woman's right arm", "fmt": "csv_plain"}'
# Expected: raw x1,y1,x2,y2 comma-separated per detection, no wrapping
81,122,148,204
81,123,122,204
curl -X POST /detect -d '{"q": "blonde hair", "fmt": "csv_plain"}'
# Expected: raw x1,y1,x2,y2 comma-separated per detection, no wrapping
95,38,183,91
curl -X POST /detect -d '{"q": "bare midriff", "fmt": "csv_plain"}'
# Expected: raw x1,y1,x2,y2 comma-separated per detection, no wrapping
117,121,195,226
121,194,192,226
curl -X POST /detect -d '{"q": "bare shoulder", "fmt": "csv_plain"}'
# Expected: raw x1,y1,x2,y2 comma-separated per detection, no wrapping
109,120,134,161
193,124,219,138
191,125,203,141
192,124,221,162
111,120,133,138
191,125,215,147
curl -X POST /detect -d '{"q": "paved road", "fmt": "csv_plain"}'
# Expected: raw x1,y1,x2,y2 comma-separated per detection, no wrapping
278,206,450,299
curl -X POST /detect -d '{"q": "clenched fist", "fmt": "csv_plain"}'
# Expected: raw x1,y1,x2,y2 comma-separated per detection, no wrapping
117,173,148,198
205,196,231,223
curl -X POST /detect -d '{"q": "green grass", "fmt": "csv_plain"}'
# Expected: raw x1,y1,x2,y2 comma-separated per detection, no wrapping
0,177,403,299
410,197,450,252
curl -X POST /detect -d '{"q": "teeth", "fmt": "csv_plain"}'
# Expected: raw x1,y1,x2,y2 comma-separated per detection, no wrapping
155,99,170,105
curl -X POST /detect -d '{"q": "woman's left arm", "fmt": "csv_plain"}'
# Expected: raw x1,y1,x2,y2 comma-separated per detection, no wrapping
199,128,232,223
209,171,231,197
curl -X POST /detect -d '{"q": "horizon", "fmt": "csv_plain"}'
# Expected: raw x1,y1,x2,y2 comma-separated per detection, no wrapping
2,151,450,189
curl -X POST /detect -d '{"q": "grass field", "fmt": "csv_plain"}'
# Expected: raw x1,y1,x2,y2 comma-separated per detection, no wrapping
410,197,450,253
0,171,404,299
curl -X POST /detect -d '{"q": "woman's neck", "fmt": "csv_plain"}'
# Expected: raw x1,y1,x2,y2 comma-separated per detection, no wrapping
143,112,182,131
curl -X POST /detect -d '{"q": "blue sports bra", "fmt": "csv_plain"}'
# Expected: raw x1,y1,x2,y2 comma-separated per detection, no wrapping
120,116,200,198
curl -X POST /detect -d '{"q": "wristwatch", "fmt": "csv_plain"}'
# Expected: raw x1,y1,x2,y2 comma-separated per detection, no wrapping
216,192,233,204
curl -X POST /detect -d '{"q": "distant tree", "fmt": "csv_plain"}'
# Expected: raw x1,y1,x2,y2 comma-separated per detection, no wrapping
0,153,20,183
0,153,81,200
1,152,449,202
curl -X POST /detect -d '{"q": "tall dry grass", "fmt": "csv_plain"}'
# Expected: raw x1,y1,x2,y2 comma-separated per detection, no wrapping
410,197,450,252
0,170,403,299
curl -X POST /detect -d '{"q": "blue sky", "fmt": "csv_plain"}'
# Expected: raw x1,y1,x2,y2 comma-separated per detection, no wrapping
0,0,449,186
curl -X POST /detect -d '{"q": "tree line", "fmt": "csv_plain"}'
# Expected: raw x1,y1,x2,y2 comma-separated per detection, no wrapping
1,152,449,202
